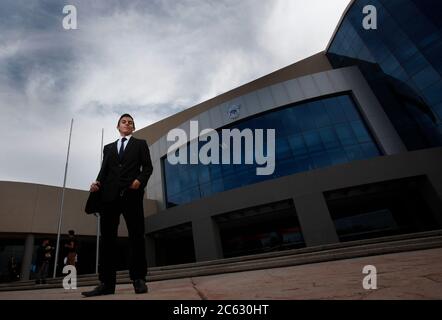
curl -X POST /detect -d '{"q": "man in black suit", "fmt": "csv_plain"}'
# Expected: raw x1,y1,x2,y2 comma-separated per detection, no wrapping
82,114,153,297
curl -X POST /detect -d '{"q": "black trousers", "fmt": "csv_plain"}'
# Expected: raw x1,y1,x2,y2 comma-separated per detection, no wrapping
99,189,147,286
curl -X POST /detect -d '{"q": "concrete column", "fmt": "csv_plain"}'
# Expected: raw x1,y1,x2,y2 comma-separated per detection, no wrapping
20,234,35,281
427,173,442,199
192,217,223,262
424,173,442,226
293,193,339,247
145,235,156,267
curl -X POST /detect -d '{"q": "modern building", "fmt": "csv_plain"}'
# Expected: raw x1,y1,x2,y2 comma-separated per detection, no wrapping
138,0,442,266
1,0,442,280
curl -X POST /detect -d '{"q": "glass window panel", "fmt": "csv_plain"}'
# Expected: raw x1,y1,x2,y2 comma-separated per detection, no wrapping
276,137,293,160
319,127,341,150
350,121,372,143
328,148,349,165
344,145,365,161
402,52,429,76
223,175,238,190
276,158,298,177
371,44,391,63
178,168,191,187
325,98,347,124
188,165,199,187
411,66,441,90
288,134,308,157
166,178,180,197
335,124,358,146
263,112,285,134
210,164,222,179
311,151,331,169
422,41,442,75
221,163,235,177
338,96,360,121
199,182,213,198
280,109,301,134
294,105,316,131
360,142,381,158
434,102,442,121
309,100,331,128
182,186,201,203
380,52,401,75
198,164,211,184
303,131,324,154
210,179,224,194
164,163,180,195
422,80,442,105
295,155,314,172
236,170,255,186
390,65,409,82
392,39,418,62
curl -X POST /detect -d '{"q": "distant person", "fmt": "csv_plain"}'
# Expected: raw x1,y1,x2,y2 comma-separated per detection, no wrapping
35,239,53,284
8,256,20,281
64,230,78,267
82,114,153,297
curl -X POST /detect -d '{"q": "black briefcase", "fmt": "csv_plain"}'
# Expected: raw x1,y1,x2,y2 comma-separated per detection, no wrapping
85,191,102,214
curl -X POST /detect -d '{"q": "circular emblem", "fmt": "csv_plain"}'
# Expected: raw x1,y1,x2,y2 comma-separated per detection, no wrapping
228,104,241,120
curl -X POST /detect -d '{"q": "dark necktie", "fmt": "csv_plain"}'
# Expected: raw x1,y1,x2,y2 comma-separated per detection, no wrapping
119,137,127,159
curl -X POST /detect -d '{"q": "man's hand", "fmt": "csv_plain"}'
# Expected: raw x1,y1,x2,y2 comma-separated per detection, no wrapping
90,181,100,192
129,179,141,190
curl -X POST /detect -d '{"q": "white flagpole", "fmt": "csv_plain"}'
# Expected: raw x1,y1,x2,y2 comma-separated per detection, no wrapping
95,128,104,274
53,118,74,278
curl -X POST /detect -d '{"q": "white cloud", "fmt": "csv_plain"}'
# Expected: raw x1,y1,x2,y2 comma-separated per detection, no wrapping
0,0,351,190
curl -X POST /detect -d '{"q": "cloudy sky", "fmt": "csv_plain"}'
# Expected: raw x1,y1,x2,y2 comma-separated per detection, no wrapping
0,0,350,191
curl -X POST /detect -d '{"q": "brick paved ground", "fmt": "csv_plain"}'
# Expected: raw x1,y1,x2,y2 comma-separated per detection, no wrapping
1,248,441,300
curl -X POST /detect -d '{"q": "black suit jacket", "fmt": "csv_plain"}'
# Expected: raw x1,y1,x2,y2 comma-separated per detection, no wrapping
96,137,153,203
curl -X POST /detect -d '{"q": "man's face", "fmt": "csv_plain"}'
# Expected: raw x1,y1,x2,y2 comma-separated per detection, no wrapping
117,116,135,136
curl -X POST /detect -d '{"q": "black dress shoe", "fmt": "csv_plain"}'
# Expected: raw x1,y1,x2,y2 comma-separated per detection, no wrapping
133,279,148,294
82,283,115,297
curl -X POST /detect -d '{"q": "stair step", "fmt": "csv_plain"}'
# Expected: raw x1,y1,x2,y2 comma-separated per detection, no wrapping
1,229,441,292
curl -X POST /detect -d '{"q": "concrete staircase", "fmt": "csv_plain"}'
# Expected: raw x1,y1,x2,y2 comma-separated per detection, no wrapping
1,229,442,292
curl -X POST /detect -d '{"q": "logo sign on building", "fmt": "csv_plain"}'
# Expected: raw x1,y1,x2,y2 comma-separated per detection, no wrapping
228,104,241,120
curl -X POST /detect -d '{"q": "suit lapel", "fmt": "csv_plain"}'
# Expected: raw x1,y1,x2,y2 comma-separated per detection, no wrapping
111,140,119,161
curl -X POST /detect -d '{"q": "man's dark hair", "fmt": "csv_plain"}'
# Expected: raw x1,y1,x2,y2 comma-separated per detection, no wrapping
68,230,75,236
117,113,135,129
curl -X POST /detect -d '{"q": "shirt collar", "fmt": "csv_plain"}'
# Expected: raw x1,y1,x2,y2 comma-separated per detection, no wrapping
119,134,132,142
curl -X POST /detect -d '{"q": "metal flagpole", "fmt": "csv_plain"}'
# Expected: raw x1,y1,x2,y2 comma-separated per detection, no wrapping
95,128,104,274
53,118,74,278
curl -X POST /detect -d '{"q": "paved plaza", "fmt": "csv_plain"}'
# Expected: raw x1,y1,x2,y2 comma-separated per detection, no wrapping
1,248,441,300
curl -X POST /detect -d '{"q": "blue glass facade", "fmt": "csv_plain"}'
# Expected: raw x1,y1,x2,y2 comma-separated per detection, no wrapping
327,0,442,150
163,94,381,207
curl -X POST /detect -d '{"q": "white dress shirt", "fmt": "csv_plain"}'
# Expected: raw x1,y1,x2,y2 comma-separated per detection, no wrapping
117,135,132,153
